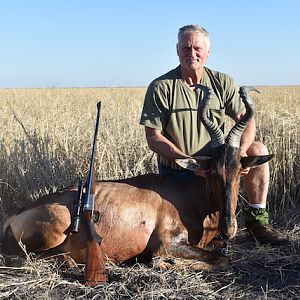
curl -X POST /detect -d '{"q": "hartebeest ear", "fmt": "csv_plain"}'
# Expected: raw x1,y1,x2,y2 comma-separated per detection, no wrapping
240,154,274,169
175,156,211,170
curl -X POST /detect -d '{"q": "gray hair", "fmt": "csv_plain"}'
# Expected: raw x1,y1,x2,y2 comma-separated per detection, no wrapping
178,24,211,49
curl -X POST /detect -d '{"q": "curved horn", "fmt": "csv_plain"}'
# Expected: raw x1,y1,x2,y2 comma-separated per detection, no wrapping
192,84,224,148
226,86,258,148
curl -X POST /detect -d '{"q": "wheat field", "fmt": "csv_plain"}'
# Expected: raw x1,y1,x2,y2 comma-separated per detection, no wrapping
0,86,299,299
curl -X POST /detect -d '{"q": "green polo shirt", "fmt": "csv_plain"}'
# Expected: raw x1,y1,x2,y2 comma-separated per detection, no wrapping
140,66,245,169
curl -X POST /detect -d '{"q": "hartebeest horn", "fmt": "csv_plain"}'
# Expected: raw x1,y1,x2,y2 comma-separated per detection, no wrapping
192,84,225,148
226,86,258,148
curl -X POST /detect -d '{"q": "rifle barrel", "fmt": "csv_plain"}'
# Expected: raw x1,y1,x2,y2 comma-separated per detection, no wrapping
83,101,101,212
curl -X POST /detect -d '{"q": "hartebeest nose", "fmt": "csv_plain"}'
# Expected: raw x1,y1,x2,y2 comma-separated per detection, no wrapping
221,217,238,240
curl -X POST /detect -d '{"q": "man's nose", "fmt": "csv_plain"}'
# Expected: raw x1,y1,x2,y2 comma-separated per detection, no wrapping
189,47,196,56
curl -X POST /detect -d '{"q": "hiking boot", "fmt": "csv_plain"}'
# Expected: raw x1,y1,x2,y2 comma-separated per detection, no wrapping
245,207,289,246
248,224,289,246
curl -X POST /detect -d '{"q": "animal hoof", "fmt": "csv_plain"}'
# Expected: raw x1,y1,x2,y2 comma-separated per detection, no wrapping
217,255,230,269
152,257,176,270
3,255,26,267
205,239,227,250
190,256,229,271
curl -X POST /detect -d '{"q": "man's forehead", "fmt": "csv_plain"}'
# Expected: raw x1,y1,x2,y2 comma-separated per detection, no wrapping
181,31,205,38
179,32,206,44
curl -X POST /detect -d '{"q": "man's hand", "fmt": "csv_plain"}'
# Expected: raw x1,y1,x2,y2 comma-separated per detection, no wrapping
175,156,211,178
239,149,250,176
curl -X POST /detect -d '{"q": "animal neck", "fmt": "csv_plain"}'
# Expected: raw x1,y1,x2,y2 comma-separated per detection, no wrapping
205,176,224,211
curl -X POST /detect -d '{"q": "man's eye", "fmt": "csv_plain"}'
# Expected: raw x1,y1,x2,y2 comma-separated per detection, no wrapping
194,47,203,51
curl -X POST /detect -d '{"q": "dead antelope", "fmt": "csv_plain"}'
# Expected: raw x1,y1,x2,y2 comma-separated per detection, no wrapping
1,86,272,278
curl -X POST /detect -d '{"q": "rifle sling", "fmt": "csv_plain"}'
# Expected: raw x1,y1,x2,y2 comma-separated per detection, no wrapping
87,218,102,244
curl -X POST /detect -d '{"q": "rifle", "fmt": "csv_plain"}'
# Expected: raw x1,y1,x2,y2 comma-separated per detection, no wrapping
71,101,107,285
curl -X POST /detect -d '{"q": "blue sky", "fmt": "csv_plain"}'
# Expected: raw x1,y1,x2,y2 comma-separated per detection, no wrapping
1,0,299,88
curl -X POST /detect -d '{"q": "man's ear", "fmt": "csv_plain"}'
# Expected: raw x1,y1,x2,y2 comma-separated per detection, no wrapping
241,154,274,169
175,156,211,170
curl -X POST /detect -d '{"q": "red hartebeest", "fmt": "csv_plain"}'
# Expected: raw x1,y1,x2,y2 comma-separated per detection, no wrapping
1,87,272,274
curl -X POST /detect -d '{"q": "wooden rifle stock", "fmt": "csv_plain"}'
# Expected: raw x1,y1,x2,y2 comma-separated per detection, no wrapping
83,101,107,286
85,235,107,285
84,177,107,285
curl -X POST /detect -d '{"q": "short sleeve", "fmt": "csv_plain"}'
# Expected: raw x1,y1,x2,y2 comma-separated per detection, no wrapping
140,81,170,131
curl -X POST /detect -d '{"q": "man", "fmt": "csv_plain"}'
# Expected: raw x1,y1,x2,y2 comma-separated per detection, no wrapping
140,24,287,245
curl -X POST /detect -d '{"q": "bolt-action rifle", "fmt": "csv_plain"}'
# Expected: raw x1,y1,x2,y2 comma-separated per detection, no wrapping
71,101,107,286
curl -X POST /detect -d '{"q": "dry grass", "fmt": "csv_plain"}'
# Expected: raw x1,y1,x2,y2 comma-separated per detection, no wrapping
0,86,299,299
0,87,155,211
0,224,299,299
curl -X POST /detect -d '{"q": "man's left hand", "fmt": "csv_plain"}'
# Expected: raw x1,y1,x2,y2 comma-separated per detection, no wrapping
239,150,250,176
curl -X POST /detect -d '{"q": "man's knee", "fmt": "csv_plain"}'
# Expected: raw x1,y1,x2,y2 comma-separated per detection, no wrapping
247,141,269,156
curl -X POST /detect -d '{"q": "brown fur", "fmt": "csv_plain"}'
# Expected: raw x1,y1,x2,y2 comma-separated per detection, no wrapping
1,154,272,271
1,174,229,271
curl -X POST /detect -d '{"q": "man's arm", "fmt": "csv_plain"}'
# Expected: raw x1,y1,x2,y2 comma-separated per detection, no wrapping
233,110,256,156
145,127,190,159
145,127,211,177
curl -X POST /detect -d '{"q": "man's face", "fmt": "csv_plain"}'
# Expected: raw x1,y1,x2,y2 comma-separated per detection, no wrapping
177,32,210,73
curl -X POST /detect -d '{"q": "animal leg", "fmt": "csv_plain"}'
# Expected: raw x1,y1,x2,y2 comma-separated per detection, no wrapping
1,226,25,257
36,236,79,268
196,212,220,249
168,241,229,271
